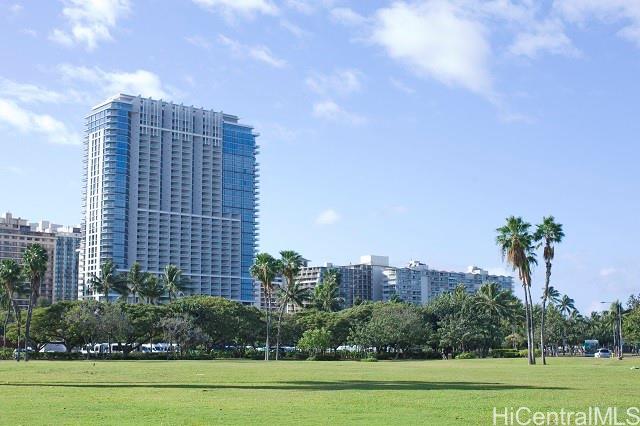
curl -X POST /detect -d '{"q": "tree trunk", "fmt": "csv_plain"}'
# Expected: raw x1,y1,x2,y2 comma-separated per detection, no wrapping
23,289,36,362
275,302,286,361
12,301,21,362
522,285,533,364
265,287,271,361
540,259,552,365
526,285,536,364
540,298,547,365
3,305,11,348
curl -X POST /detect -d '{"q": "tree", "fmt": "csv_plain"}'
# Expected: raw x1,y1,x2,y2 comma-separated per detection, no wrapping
127,262,147,304
0,259,22,352
534,216,565,365
88,259,128,302
496,216,538,365
22,244,48,362
475,282,518,323
63,300,101,357
160,314,208,357
163,264,188,302
313,268,343,312
139,275,164,305
100,303,131,354
542,286,561,306
275,250,306,360
297,328,332,357
31,301,85,353
349,303,427,358
250,253,278,361
557,294,576,318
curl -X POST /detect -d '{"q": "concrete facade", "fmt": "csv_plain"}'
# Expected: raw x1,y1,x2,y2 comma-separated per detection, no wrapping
80,94,258,304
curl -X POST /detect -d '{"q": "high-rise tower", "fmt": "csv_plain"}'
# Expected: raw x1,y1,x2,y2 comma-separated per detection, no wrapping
80,94,258,304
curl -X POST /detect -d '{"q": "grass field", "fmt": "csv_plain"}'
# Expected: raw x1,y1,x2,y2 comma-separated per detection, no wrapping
0,357,638,425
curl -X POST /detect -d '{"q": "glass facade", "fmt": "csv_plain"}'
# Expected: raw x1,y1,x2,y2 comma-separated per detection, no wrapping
222,122,258,302
82,95,258,304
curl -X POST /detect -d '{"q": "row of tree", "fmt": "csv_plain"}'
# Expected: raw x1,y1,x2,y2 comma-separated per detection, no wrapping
87,260,188,304
2,287,639,359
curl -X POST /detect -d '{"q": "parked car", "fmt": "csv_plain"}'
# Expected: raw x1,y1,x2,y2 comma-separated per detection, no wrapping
13,348,34,360
40,343,67,353
594,348,611,358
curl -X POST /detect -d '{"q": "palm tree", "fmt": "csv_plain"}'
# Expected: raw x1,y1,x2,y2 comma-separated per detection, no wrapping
88,259,128,302
139,275,165,305
127,262,147,304
21,244,48,362
557,294,577,354
274,251,305,360
163,264,188,302
496,216,538,365
557,294,576,318
275,279,310,359
541,286,561,306
475,282,517,322
250,253,278,361
313,268,343,312
534,216,564,365
0,259,22,352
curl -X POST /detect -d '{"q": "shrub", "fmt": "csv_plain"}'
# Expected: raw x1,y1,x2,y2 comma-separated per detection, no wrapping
455,352,476,359
491,349,521,358
28,352,82,361
0,348,13,360
360,354,378,362
518,349,542,358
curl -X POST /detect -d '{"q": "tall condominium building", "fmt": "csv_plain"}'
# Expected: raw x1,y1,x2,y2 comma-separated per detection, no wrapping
80,94,258,303
382,261,429,305
0,212,80,303
423,265,513,301
260,255,514,311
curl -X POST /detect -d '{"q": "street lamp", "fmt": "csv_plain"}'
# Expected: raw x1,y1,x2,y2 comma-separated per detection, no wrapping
601,301,623,360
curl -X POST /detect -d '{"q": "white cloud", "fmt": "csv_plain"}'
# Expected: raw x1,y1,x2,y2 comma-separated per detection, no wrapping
370,1,493,97
330,7,367,26
49,0,130,50
306,69,362,96
9,3,23,13
599,267,617,277
509,19,580,58
0,78,68,104
0,165,26,176
286,0,335,15
315,209,340,225
487,267,512,277
312,100,365,125
389,77,415,94
280,19,310,38
0,98,81,145
555,0,640,46
218,35,286,68
185,35,212,50
193,0,278,18
58,64,173,99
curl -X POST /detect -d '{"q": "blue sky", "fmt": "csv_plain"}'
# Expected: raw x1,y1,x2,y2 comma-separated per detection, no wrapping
1,0,639,313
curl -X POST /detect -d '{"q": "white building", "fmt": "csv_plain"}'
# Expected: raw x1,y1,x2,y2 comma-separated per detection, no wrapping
80,94,258,304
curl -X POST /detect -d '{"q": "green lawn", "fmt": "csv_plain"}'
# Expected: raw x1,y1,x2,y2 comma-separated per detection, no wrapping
0,358,638,425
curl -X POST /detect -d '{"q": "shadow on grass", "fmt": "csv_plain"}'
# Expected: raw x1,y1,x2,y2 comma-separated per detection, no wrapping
0,380,569,391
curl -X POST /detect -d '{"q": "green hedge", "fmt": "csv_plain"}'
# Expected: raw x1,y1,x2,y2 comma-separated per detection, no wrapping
455,352,476,359
518,349,542,358
491,349,522,358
